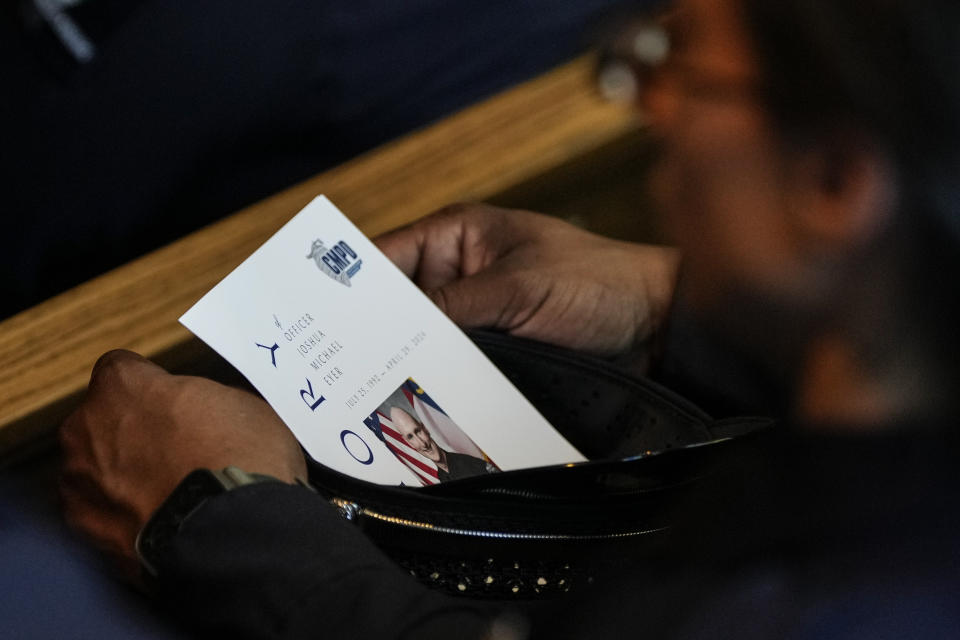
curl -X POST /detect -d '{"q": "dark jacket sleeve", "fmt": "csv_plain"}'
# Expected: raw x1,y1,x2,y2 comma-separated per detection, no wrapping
154,483,500,639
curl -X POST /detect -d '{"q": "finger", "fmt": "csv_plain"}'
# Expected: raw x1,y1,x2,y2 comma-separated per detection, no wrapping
90,348,152,377
58,404,91,454
60,468,145,545
61,491,138,561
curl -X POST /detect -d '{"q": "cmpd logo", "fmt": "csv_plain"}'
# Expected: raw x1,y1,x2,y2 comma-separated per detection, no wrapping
307,239,362,287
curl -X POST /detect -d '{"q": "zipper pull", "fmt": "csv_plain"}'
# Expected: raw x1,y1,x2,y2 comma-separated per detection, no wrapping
330,497,360,523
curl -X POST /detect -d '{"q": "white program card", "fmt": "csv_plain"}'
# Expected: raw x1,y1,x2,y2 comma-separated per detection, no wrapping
180,196,585,486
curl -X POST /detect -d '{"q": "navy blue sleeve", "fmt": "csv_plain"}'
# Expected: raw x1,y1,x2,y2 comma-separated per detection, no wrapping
156,483,498,639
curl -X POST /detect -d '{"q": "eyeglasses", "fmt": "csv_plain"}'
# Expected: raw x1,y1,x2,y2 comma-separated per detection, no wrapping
596,14,674,104
596,11,758,106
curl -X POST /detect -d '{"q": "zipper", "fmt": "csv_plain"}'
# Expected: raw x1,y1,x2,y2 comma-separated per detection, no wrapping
329,497,669,541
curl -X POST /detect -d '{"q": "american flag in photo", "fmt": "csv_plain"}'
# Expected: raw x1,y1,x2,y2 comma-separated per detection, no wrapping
363,410,439,486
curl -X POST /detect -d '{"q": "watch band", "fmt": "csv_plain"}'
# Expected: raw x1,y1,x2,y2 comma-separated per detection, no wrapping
135,466,283,580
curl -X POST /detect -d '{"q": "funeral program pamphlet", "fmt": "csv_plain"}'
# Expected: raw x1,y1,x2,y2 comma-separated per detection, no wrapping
180,196,585,486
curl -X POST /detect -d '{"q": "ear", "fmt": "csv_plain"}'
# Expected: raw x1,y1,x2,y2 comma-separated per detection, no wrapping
787,134,897,251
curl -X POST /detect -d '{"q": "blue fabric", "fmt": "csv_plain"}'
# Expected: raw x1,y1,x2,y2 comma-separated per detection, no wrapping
0,458,181,638
1,0,645,319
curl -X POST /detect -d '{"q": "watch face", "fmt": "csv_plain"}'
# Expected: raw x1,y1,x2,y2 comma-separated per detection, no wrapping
136,469,227,579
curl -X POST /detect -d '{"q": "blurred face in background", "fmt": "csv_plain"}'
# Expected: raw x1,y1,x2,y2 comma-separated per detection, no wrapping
643,0,854,312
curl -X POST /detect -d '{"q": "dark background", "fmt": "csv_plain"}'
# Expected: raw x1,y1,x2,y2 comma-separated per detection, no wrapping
1,0,646,320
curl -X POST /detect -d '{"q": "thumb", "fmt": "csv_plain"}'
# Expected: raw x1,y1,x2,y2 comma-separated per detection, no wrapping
374,224,425,279
426,269,537,332
87,349,168,396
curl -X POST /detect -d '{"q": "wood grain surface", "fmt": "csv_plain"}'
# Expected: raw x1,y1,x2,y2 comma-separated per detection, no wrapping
0,55,640,457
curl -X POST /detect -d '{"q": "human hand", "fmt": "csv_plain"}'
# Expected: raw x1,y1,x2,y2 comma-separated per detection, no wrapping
376,203,680,356
59,350,307,581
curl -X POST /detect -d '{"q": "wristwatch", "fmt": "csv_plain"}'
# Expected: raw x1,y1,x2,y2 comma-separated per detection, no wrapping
135,466,284,580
